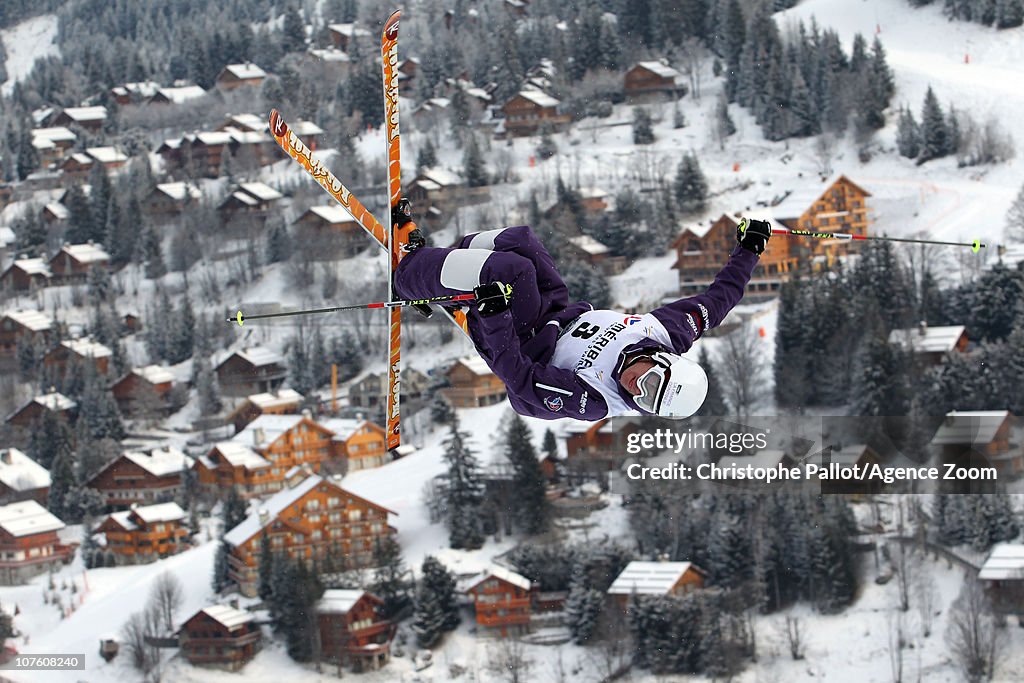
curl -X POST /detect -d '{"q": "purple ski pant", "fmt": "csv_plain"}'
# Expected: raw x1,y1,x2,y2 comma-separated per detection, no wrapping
393,226,568,339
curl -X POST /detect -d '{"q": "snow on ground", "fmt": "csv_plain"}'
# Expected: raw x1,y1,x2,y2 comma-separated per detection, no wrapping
1,14,59,96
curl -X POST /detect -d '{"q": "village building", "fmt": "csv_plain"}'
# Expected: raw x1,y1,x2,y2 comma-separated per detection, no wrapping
5,391,76,429
978,544,1024,617
94,502,189,564
193,442,273,499
0,310,53,361
465,566,533,636
223,473,396,597
0,500,73,584
214,347,287,397
59,147,129,181
607,560,706,607
404,167,488,222
47,243,111,284
320,418,390,472
500,90,572,137
623,60,687,101
930,411,1023,480
43,338,112,377
86,447,193,509
567,235,627,275
41,201,70,224
888,323,969,365
31,127,77,168
110,365,175,417
49,105,108,132
440,357,507,408
228,389,304,434
0,257,51,292
148,84,207,106
178,604,262,671
0,449,50,506
0,225,14,263
218,182,284,229
348,369,429,410
110,81,161,105
328,22,372,51
144,182,203,221
215,63,267,91
292,205,367,259
770,174,872,262
316,590,393,671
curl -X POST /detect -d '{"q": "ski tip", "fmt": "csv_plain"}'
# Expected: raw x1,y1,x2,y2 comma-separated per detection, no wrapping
235,310,245,327
268,109,287,137
384,9,400,39
971,239,983,253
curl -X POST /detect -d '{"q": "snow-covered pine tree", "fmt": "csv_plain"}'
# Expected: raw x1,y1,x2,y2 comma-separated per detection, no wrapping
211,541,230,593
372,535,410,620
141,226,166,279
417,138,438,173
504,413,549,535
420,555,459,631
443,417,485,549
706,509,753,588
632,107,655,144
462,133,488,187
258,531,274,602
674,152,708,213
412,581,446,648
695,346,728,416
918,86,950,163
564,570,603,644
47,452,76,521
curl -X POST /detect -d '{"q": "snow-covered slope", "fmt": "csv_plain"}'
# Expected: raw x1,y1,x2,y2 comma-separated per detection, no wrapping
1,15,59,96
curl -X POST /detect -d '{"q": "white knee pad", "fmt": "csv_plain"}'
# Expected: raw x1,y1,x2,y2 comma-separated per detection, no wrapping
466,227,509,251
440,249,492,290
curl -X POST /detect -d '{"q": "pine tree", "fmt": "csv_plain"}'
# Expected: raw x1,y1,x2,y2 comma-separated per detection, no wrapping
221,487,248,532
29,410,74,469
443,418,485,549
696,346,728,416
412,580,446,647
15,127,38,180
919,86,950,163
64,184,94,244
421,555,459,630
416,138,437,173
996,0,1024,27
212,541,230,593
632,107,655,144
542,429,558,463
281,6,306,54
462,133,488,187
265,216,292,264
565,571,603,644
48,452,77,521
504,413,549,535
372,535,410,620
141,226,166,279
258,531,274,601
896,106,922,159
674,153,708,214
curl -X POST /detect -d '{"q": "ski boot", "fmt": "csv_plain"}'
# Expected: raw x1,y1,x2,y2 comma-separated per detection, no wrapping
392,198,432,318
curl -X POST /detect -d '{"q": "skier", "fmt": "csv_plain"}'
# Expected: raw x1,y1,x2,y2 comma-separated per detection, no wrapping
393,212,771,421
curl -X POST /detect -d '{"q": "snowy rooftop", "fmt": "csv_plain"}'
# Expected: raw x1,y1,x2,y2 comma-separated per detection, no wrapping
195,131,234,146
61,106,107,122
516,89,560,108
154,85,207,103
304,205,357,224
238,182,283,202
316,589,366,614
4,309,53,332
309,47,351,63
131,502,186,524
155,182,202,201
62,338,113,359
417,167,463,188
31,126,76,143
112,81,160,98
222,63,267,80
133,365,175,385
291,120,324,136
122,447,192,478
327,22,371,38
931,411,1012,445
59,242,111,263
248,389,304,410
224,474,325,546
43,203,70,220
888,325,966,353
200,604,254,630
224,113,265,131
232,414,306,448
86,147,128,164
635,60,682,79
0,227,14,247
569,235,610,256
12,257,50,276
319,418,368,441
0,499,64,537
32,391,76,412
608,561,699,595
0,449,50,492
469,565,532,592
105,510,136,531
211,442,272,470
224,347,285,368
979,544,1024,581
453,356,493,377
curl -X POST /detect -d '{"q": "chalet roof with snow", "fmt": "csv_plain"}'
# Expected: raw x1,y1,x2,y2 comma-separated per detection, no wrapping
151,85,207,104
451,356,493,376
888,325,966,354
608,561,702,596
319,418,376,442
31,127,76,144
247,389,304,410
316,589,372,614
10,257,50,276
231,414,308,449
61,338,112,359
59,106,108,123
0,500,64,537
56,242,111,264
569,235,610,256
85,147,128,164
0,449,50,492
132,365,175,385
4,310,53,332
299,205,357,224
121,447,193,478
979,544,1024,581
221,63,267,80
131,502,186,524
327,22,372,38
223,113,267,131
237,182,283,202
30,391,77,412
634,60,682,79
467,565,532,593
217,347,285,371
111,81,160,99
223,474,325,547
931,411,1013,445
770,175,872,221
207,442,272,470
309,47,351,63
514,89,560,108
154,182,202,202
198,604,255,630
414,167,464,188
194,131,235,146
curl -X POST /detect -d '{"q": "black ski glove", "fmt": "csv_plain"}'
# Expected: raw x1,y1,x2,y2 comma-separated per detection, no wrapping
474,281,513,317
736,217,772,255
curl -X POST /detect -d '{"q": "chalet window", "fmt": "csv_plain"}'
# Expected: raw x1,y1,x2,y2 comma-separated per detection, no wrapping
328,512,341,523
370,522,383,533
312,530,322,541
327,497,340,508
308,515,321,524
293,533,304,543
272,536,284,547
307,500,321,511
348,509,362,521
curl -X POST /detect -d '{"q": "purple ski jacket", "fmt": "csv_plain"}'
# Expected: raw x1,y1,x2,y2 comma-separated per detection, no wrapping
469,245,760,421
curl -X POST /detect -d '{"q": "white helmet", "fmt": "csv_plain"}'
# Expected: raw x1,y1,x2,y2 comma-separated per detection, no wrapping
631,351,709,418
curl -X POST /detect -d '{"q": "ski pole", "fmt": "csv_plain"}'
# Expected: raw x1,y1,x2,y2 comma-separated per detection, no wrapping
229,292,484,326
770,228,986,253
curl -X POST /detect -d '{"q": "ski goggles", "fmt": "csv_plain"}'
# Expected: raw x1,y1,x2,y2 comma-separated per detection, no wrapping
632,358,672,414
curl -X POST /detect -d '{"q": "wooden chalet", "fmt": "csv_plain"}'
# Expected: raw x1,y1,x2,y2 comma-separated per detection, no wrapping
978,544,1024,617
215,63,267,91
144,182,203,221
328,22,372,51
110,365,175,416
500,90,571,137
673,213,800,301
148,84,207,105
623,60,686,101
48,243,111,283
607,561,706,608
931,411,1023,480
0,449,50,506
94,502,189,564
228,389,304,433
292,205,367,259
218,182,284,229
348,369,429,409
440,357,507,408
223,473,396,597
193,442,273,500
86,447,193,509
110,81,160,105
567,235,626,275
316,590,393,671
404,167,488,221
564,419,615,458
179,604,261,671
771,174,872,261
5,391,77,429
49,106,107,132
183,131,236,177
59,147,128,181
1,257,51,292
214,347,287,397
43,338,112,377
0,500,73,584
320,418,390,472
0,310,53,360
888,323,969,365
31,127,77,168
466,566,533,636
41,201,70,224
